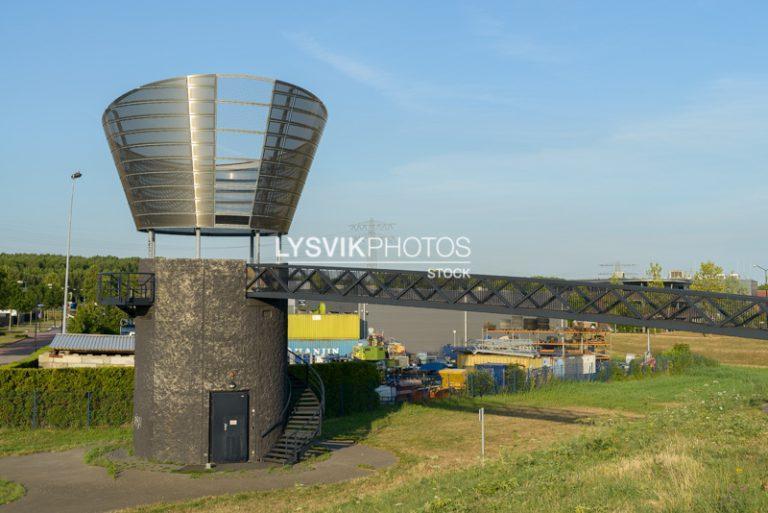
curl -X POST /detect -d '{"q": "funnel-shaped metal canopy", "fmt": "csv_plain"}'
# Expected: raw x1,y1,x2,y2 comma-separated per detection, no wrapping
103,74,327,236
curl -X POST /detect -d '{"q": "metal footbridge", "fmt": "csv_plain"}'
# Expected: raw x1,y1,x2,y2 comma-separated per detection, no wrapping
245,264,768,340
99,264,768,340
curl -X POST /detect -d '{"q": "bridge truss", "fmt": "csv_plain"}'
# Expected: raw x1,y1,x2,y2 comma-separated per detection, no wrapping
245,264,768,340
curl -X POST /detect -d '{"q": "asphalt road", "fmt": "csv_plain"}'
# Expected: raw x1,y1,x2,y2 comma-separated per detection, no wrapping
0,330,56,365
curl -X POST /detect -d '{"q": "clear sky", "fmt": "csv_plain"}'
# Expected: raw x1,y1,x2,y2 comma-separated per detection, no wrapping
1,1,767,280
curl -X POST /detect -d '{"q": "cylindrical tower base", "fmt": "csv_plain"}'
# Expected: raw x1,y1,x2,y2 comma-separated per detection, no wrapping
133,258,287,464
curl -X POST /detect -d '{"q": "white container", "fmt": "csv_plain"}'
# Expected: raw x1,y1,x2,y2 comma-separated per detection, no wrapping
375,385,396,404
581,354,596,374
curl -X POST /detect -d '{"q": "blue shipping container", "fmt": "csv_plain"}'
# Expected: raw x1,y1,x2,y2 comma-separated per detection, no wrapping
476,363,507,387
288,339,362,358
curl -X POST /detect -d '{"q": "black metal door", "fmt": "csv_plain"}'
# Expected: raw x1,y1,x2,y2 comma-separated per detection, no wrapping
210,391,249,463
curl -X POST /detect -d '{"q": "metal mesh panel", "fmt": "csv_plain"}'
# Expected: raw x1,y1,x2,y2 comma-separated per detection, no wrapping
103,74,327,236
246,265,768,340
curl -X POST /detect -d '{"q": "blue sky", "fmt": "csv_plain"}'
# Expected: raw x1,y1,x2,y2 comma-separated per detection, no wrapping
1,1,767,280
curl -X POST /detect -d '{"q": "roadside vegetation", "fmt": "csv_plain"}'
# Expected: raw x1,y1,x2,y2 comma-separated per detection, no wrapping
0,328,29,345
0,426,129,457
0,479,24,505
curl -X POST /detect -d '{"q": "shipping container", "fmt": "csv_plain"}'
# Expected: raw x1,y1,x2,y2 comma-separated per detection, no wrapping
457,352,544,369
288,339,361,358
288,313,361,340
438,368,467,389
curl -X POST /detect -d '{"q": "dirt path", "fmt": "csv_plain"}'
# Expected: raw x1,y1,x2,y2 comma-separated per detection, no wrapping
0,443,395,513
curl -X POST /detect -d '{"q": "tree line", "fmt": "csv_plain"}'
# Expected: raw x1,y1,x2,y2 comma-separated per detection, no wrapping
0,253,138,333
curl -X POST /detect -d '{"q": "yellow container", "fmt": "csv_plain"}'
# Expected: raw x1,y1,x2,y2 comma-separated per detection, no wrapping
288,313,360,340
457,352,544,369
438,368,467,390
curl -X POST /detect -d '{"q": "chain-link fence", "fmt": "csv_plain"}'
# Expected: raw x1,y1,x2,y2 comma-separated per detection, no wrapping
463,357,675,397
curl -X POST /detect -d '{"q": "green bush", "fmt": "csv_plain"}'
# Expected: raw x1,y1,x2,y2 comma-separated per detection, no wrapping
503,365,527,392
290,360,380,418
659,343,718,373
467,370,496,397
0,368,133,428
0,360,379,428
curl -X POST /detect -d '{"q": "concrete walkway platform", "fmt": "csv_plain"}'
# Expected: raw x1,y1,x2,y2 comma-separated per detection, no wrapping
0,442,395,513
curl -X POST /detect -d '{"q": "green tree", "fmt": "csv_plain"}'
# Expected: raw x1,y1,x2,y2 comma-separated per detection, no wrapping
691,261,727,292
647,262,664,288
0,268,10,310
691,261,744,294
68,303,125,334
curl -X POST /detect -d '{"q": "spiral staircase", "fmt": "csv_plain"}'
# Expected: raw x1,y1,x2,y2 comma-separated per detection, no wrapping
262,351,325,465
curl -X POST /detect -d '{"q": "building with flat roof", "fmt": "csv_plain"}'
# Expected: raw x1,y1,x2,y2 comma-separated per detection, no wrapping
40,333,135,368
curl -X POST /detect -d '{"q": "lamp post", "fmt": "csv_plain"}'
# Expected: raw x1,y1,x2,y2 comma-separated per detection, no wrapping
16,280,26,327
62,171,82,334
452,329,457,345
754,265,768,293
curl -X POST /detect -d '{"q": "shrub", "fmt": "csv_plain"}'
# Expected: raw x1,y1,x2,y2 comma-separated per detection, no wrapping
0,360,380,428
0,368,133,428
659,343,718,373
289,360,380,418
627,359,644,379
503,365,527,392
467,369,496,397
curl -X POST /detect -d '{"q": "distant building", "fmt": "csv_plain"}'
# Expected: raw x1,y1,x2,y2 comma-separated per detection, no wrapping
295,301,564,354
39,333,134,368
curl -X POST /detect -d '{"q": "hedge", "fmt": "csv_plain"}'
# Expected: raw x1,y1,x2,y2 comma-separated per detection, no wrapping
0,367,133,428
0,361,380,428
289,360,381,418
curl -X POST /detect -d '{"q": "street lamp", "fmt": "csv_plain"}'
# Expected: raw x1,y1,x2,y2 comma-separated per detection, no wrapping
452,329,456,345
754,265,768,288
62,171,82,334
16,280,26,327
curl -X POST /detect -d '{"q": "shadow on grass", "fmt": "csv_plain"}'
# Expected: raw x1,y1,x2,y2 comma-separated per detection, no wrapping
321,405,403,441
416,396,594,424
321,395,592,442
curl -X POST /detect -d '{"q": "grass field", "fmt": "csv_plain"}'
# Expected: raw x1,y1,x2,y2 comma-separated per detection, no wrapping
0,426,130,457
1,350,767,511
0,329,29,345
114,365,768,513
610,331,768,366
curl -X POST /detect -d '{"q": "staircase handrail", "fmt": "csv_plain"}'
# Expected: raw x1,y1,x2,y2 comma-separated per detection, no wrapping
287,349,326,416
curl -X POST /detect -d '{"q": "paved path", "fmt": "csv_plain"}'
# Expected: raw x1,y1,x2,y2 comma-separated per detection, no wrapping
0,443,396,513
0,331,55,365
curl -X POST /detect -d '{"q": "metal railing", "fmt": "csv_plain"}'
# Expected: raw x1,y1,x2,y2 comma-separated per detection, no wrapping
261,350,326,464
290,349,326,418
98,272,155,315
247,264,768,340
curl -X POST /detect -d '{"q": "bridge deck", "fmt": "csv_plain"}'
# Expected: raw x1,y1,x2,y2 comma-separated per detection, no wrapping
245,264,768,340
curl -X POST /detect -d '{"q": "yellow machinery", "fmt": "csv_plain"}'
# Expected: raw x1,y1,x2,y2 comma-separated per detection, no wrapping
352,344,387,361
438,368,467,390
386,340,406,356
